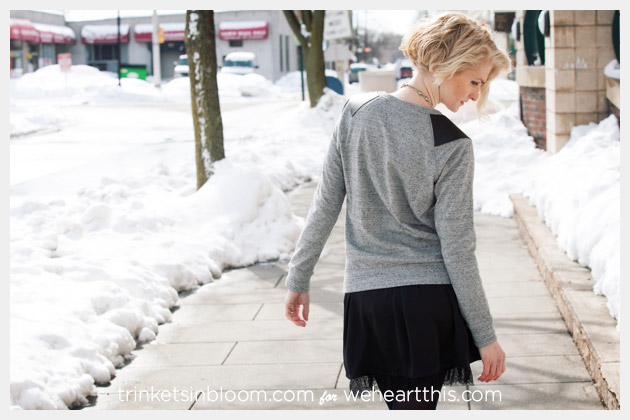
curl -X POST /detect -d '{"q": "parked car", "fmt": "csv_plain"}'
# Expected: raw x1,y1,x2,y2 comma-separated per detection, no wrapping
398,59,414,80
221,52,258,75
173,54,188,78
348,63,367,84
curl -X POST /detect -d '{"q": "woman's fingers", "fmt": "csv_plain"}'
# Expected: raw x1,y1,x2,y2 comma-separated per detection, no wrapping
302,302,309,321
285,303,306,327
487,363,498,382
479,358,503,382
478,362,490,382
285,291,310,327
478,341,506,382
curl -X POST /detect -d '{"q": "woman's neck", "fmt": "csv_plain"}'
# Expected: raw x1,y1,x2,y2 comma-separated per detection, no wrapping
393,71,440,109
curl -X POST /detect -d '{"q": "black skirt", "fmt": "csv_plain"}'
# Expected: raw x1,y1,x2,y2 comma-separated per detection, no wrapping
343,284,481,394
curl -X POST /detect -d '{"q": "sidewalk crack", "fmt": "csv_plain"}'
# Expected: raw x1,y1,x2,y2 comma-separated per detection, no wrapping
274,273,286,288
252,303,264,320
334,362,344,389
221,342,238,365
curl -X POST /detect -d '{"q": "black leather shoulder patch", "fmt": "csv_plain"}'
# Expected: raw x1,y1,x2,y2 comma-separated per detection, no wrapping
346,91,381,116
430,114,470,147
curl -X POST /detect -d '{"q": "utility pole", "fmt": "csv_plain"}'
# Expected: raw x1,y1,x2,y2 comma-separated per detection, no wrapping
152,10,161,88
117,10,121,86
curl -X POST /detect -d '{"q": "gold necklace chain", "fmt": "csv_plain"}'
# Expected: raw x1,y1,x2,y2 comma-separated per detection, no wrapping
401,83,433,107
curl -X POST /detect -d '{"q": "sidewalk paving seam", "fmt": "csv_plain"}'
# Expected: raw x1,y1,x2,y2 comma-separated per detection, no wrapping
221,343,238,365
251,303,265,320
274,274,286,288
334,363,344,389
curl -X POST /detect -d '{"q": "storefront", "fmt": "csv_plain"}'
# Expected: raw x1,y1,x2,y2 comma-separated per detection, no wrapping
133,22,185,78
213,12,297,82
81,24,130,72
11,10,298,82
10,18,76,77
10,18,75,77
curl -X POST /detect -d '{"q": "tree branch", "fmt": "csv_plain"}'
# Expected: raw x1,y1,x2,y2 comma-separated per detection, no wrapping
283,10,307,48
302,10,313,32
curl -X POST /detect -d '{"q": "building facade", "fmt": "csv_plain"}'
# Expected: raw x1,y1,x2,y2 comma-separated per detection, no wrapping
10,10,76,77
514,10,619,152
9,10,300,82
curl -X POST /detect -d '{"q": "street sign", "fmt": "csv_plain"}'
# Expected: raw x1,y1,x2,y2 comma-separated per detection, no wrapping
324,43,353,61
324,10,352,40
58,53,71,72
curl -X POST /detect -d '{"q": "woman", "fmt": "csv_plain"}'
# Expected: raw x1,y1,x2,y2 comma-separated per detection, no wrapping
284,12,510,410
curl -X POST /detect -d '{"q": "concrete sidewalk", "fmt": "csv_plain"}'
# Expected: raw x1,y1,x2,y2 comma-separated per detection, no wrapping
84,181,605,410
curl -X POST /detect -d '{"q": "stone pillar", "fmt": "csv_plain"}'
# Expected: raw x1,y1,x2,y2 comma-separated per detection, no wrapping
545,10,616,153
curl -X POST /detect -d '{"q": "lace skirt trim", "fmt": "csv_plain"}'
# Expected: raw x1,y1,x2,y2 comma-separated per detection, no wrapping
348,365,474,396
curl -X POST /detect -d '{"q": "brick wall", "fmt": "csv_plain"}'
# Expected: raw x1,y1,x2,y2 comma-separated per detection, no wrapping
520,86,547,150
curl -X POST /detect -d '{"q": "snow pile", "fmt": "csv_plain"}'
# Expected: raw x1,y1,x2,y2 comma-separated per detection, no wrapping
9,89,344,409
10,65,163,105
10,66,343,138
461,102,620,325
488,78,520,102
222,88,347,191
10,64,290,109
218,72,276,99
274,69,341,94
10,159,303,409
524,115,620,323
460,103,547,217
9,99,71,137
604,59,619,80
275,71,307,92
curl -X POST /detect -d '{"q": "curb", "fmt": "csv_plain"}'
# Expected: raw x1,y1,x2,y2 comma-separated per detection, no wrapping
509,193,620,410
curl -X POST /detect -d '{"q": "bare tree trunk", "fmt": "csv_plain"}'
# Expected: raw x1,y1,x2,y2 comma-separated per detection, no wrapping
185,10,225,189
283,10,327,108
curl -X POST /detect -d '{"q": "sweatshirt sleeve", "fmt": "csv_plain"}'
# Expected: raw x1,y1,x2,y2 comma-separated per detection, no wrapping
433,138,497,348
285,123,346,293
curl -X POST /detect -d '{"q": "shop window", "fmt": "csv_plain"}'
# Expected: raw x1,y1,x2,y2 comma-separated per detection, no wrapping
40,44,54,67
612,10,619,62
229,40,243,47
90,44,119,61
523,10,545,66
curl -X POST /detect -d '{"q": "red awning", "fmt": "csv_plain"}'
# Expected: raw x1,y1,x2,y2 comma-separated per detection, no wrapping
81,24,130,44
33,23,76,45
10,18,40,43
219,21,268,40
134,22,185,43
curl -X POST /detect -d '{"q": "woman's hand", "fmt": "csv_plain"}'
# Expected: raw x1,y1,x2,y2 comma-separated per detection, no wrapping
477,340,506,382
284,290,310,327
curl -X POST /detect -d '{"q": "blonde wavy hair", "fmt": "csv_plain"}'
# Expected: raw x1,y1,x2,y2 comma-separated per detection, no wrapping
400,12,512,116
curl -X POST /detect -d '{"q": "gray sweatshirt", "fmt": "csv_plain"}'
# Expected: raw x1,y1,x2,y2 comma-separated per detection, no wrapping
285,91,496,348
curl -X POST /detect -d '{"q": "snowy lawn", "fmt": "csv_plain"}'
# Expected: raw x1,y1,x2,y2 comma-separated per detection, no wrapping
9,67,619,409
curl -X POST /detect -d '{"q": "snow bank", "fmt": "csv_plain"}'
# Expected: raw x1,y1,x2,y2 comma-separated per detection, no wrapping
9,64,301,138
524,115,620,323
10,159,302,409
10,65,155,103
9,88,344,409
461,102,620,325
457,102,546,217
10,64,289,107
